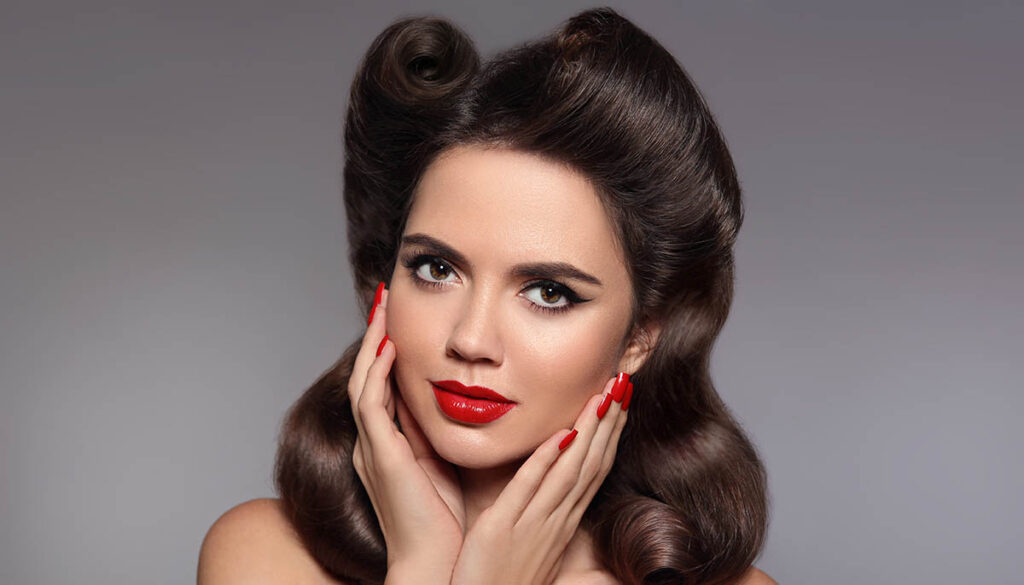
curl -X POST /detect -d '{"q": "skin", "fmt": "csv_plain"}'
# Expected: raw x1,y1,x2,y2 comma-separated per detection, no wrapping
196,143,777,584
386,144,650,526
373,144,655,582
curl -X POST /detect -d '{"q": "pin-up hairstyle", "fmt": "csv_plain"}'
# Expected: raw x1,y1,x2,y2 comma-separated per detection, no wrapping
275,7,769,584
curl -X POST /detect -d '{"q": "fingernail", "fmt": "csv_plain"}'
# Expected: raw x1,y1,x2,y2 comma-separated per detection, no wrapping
611,372,630,402
597,393,613,419
622,382,634,411
376,334,389,356
558,429,578,451
368,281,385,325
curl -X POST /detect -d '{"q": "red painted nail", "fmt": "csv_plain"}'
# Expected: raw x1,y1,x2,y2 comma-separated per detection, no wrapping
376,334,389,356
622,382,634,411
611,372,630,402
368,281,385,325
597,393,613,419
558,429,578,451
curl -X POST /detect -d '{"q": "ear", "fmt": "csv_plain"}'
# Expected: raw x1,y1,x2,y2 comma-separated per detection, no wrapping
617,320,661,375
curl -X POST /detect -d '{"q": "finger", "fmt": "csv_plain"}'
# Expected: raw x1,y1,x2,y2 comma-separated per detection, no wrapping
348,285,389,410
350,286,388,399
486,422,586,528
567,390,629,525
495,380,613,525
348,287,389,445
569,405,622,528
517,375,623,527
564,380,625,504
356,335,402,450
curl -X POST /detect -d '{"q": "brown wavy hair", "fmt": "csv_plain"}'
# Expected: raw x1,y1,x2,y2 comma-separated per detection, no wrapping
275,7,769,585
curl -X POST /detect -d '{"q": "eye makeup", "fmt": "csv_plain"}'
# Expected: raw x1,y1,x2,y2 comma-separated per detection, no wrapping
400,233,604,287
398,252,592,315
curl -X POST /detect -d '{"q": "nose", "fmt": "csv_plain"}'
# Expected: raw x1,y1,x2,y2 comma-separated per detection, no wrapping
445,284,504,366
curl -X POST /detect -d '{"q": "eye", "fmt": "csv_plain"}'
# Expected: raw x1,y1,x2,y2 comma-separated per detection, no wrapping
400,252,591,315
403,254,459,288
520,281,586,315
522,282,568,308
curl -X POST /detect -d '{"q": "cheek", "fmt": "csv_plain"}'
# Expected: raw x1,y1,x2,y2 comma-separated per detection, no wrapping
516,317,624,411
383,280,425,352
383,284,439,396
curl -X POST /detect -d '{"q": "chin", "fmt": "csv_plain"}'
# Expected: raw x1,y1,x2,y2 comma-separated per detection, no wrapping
426,425,532,470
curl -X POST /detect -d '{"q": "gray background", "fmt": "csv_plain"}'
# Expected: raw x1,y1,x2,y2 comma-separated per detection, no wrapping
1,1,1021,583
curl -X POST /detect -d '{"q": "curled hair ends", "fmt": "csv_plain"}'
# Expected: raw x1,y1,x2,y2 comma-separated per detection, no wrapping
280,8,769,584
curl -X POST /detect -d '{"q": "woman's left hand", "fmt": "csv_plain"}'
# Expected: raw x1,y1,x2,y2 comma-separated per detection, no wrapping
449,373,632,585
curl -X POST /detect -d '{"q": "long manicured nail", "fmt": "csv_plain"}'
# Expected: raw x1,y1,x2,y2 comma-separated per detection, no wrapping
610,372,630,402
368,281,385,325
622,382,634,411
558,429,578,451
376,334,389,356
597,393,614,419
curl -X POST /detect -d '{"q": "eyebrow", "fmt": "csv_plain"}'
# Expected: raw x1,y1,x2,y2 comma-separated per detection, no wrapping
400,233,604,287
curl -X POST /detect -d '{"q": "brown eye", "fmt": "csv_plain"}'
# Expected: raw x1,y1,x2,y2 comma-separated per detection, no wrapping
428,260,451,280
522,282,569,310
414,258,457,284
539,284,562,304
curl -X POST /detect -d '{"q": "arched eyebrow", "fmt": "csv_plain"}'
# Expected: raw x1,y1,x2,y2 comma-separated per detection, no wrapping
400,233,604,287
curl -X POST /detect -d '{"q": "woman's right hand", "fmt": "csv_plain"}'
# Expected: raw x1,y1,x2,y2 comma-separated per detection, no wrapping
348,283,465,580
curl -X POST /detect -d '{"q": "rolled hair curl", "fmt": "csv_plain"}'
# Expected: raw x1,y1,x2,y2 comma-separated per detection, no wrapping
275,7,769,584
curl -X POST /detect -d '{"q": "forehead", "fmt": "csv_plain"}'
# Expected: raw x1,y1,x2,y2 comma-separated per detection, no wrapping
405,145,626,271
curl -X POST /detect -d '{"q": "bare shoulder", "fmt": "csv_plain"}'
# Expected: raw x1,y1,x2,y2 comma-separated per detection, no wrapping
197,497,344,585
552,568,621,585
554,565,776,585
738,566,779,585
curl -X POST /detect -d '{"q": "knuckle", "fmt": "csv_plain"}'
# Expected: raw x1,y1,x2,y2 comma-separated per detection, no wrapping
580,457,601,479
615,413,628,431
554,473,576,493
547,506,570,530
566,505,585,529
356,396,372,417
365,360,386,382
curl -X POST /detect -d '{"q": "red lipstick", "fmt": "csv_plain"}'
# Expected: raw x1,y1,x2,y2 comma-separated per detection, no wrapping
431,380,516,424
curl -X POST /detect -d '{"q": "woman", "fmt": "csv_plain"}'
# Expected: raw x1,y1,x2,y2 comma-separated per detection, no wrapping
200,7,774,585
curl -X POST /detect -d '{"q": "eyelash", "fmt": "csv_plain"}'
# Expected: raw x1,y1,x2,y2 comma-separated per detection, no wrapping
400,253,587,315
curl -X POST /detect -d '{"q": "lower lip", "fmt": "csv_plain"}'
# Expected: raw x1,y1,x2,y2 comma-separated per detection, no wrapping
432,385,516,424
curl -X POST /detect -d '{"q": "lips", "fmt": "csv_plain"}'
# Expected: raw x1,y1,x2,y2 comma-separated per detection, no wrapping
431,380,514,402
431,380,516,424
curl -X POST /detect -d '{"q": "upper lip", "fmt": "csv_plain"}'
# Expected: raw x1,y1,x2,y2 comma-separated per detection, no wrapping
431,380,514,403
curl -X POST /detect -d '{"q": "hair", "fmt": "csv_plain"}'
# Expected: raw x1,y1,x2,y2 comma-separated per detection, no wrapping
275,7,769,585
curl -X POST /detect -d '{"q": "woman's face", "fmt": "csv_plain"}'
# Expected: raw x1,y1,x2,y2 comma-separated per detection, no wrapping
386,144,640,469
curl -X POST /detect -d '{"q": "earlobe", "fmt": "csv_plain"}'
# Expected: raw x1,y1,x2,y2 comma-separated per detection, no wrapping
618,321,661,374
